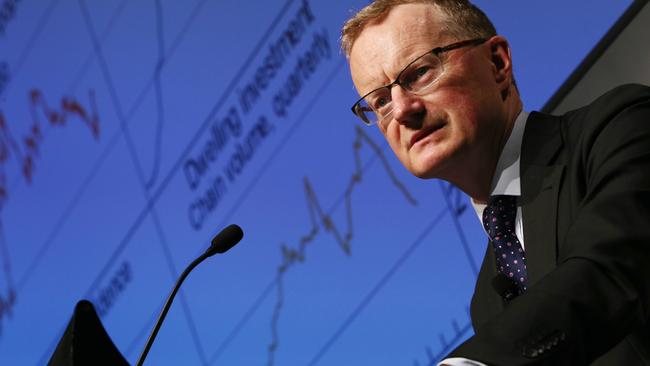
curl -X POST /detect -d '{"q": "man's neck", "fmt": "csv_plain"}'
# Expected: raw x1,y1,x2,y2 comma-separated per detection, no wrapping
452,97,523,202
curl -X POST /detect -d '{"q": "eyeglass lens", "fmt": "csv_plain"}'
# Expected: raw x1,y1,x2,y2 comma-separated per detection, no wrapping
356,52,443,126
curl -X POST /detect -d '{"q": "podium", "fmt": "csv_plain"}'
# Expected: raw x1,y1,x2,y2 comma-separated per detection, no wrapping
48,300,129,366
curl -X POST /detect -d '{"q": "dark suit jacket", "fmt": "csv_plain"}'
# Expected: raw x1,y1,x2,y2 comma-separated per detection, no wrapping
448,84,650,365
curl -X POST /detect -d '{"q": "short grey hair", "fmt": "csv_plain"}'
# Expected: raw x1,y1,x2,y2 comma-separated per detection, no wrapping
341,0,496,57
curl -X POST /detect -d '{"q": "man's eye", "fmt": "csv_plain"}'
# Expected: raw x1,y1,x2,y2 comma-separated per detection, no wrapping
404,66,432,86
368,94,391,111
402,64,439,90
415,66,431,77
373,97,389,109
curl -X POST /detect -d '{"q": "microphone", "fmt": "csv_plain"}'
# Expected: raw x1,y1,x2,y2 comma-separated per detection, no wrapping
491,273,519,305
135,224,244,366
206,223,244,255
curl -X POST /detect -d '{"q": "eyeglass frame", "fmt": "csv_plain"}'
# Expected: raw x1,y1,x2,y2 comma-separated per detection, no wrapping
350,38,487,126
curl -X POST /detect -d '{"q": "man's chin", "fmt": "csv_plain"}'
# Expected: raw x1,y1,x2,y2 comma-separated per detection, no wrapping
407,136,464,180
404,142,454,179
408,160,445,180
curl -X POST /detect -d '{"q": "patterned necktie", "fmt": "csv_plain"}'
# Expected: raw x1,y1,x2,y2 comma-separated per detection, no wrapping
482,195,528,293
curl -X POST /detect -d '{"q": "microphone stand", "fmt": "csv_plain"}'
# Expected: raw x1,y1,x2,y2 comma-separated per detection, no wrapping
135,224,243,366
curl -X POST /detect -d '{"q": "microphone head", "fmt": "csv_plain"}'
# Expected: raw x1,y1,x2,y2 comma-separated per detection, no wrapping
206,224,244,256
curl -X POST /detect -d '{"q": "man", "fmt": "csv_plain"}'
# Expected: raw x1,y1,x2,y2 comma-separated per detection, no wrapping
342,1,650,365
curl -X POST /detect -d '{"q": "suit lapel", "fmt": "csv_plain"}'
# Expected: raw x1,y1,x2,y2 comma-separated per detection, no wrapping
520,112,565,285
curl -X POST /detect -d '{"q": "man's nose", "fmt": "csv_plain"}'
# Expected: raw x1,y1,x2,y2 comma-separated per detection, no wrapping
390,87,425,125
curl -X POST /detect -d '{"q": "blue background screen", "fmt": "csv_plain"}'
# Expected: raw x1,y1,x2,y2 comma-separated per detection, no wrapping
0,1,632,364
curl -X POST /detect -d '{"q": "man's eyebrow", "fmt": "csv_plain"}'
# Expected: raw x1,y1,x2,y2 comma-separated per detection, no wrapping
359,71,391,95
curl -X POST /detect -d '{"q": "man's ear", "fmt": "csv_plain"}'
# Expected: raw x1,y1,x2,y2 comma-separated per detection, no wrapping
488,36,514,93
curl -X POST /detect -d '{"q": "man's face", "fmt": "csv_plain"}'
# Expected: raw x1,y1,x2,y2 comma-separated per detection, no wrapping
349,4,509,182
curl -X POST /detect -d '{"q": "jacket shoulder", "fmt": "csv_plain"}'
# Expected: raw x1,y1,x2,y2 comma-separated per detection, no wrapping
562,83,650,127
547,84,650,152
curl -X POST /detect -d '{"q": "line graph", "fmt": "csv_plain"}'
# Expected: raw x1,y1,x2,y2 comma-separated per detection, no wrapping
0,87,100,342
197,118,477,365
0,2,131,316
13,0,304,319
1,88,99,184
303,179,477,365
267,125,418,365
306,207,448,366
0,110,16,334
13,0,211,298
0,111,22,202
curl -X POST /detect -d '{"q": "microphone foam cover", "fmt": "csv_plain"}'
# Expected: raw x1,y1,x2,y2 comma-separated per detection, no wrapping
209,224,244,255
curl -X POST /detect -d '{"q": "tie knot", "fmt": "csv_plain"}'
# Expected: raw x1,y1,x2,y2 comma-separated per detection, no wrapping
487,194,517,209
482,195,518,240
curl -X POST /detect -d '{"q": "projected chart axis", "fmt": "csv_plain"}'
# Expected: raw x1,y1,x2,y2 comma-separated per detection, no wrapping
412,313,473,366
144,0,167,190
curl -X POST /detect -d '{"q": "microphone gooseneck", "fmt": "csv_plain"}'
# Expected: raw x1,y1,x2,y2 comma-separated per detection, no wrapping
135,224,244,366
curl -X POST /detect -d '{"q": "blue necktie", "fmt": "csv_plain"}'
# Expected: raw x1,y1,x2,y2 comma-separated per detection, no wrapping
482,195,528,293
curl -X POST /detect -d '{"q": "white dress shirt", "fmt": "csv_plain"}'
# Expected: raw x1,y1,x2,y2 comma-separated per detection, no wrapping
438,110,528,366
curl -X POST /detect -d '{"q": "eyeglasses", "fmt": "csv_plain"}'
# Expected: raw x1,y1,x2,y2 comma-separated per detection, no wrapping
351,38,486,127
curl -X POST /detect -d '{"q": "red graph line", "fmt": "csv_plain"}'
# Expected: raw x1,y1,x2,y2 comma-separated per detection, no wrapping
0,88,100,340
0,112,22,210
0,286,16,337
0,89,100,187
0,219,16,337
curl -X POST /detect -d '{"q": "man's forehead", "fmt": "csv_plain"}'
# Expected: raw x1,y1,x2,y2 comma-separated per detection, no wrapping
357,4,447,53
349,3,449,91
393,5,445,42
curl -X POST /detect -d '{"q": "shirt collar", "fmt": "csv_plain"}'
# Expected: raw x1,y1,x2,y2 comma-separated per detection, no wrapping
471,110,528,216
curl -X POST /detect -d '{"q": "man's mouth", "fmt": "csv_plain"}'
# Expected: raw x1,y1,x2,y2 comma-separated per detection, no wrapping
409,123,446,149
